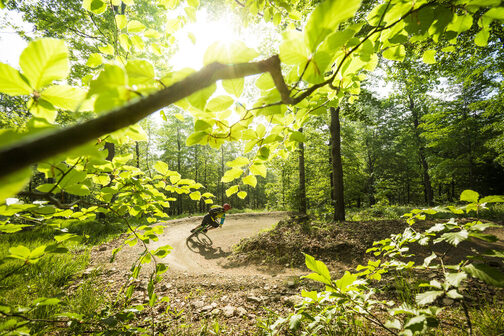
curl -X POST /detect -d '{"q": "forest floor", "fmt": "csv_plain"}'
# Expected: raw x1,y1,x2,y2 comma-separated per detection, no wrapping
84,212,504,335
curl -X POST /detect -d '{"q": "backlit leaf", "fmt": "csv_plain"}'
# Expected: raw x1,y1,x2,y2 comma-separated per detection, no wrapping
242,175,257,188
304,0,362,52
0,63,32,96
19,38,69,90
222,78,244,97
41,85,87,111
86,53,103,68
382,45,405,61
127,20,146,33
206,95,234,112
460,189,479,203
203,40,258,65
126,60,155,85
225,185,239,197
237,191,247,199
422,49,436,64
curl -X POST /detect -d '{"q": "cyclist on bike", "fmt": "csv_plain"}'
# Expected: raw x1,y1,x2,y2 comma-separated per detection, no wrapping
190,203,232,233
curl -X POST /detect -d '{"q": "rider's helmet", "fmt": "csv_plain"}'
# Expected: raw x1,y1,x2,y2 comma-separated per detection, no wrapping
223,203,231,211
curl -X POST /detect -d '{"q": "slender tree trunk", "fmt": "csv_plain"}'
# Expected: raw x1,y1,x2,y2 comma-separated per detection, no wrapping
365,137,376,206
135,142,140,169
105,142,115,161
409,95,433,206
330,107,345,221
220,146,225,204
298,128,307,214
282,164,286,209
176,123,182,215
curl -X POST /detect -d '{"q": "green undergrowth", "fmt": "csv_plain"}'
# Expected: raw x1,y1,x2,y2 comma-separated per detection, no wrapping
347,203,504,222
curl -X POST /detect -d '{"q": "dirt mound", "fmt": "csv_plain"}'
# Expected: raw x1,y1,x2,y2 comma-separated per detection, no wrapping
226,215,504,271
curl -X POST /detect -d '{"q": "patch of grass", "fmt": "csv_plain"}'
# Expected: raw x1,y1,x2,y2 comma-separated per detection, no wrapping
471,301,504,336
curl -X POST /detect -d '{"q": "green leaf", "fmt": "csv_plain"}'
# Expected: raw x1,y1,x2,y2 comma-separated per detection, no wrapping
237,191,247,199
447,14,473,33
226,156,250,168
461,189,479,203
304,0,362,52
475,28,490,46
250,164,267,178
126,60,155,85
203,41,259,65
225,185,239,197
484,7,504,20
98,44,115,55
154,161,169,175
65,184,90,196
9,245,31,259
206,95,234,112
290,131,305,143
19,38,69,90
0,168,31,204
222,78,244,97
82,0,107,14
41,85,87,111
445,272,467,288
86,53,103,68
382,45,405,61
416,290,443,306
115,15,127,30
144,29,161,39
88,64,126,96
289,314,303,330
127,20,146,33
446,289,464,299
480,195,504,203
437,230,469,246
0,63,32,96
279,31,309,65
469,232,498,242
221,168,243,183
335,271,358,292
384,319,402,330
190,191,201,201
422,49,436,64
463,263,504,287
255,73,275,90
186,131,208,146
194,119,213,131
242,175,257,188
303,253,332,285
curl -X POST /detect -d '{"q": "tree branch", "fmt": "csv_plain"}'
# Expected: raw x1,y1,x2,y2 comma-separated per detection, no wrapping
0,55,285,179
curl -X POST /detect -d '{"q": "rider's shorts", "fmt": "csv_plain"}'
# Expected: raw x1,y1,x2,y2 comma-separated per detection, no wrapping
202,214,220,228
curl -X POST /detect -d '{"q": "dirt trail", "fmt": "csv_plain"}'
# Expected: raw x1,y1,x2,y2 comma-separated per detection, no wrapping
94,212,298,277
151,212,291,275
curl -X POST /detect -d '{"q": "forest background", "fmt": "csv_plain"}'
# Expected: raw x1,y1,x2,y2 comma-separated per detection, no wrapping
1,0,504,334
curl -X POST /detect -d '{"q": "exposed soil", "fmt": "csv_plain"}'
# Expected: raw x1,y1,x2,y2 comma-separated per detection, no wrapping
84,212,504,335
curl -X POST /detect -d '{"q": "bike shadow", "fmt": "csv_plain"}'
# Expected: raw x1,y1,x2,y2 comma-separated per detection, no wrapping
185,233,231,260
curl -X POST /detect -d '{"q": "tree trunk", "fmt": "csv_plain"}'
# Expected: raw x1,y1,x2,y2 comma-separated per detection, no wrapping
220,146,225,204
298,128,307,214
105,142,115,161
330,107,345,221
176,123,182,215
409,95,433,206
135,142,140,169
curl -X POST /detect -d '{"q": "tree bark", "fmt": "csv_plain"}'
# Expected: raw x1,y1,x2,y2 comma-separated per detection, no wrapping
298,128,307,214
176,123,182,215
409,95,433,206
330,107,345,221
135,142,140,169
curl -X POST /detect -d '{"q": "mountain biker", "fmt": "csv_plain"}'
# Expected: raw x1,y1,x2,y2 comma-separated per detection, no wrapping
190,203,232,233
